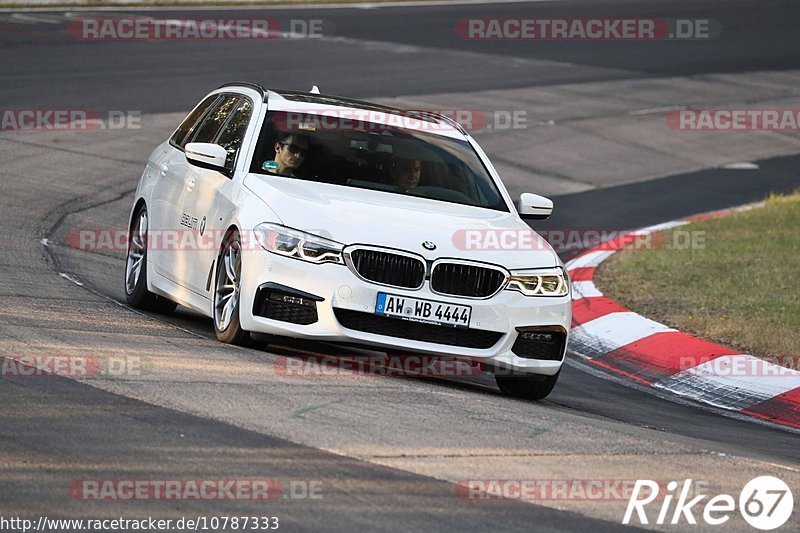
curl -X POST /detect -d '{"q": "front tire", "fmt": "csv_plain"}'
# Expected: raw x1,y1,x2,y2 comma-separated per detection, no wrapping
213,230,251,346
495,370,560,400
124,205,177,313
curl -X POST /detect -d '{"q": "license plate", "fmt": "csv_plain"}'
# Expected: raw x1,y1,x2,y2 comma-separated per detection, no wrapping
375,293,471,328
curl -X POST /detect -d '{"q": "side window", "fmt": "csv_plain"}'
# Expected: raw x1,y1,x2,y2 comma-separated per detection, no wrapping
214,98,253,171
170,95,220,149
189,95,241,145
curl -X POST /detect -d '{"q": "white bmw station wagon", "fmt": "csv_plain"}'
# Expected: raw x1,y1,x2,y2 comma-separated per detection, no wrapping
125,83,571,399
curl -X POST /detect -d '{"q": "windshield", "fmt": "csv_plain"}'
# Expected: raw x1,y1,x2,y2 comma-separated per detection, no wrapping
249,111,508,212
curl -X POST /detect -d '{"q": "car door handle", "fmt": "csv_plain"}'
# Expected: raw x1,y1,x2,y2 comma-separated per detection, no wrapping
185,176,195,191
159,164,169,176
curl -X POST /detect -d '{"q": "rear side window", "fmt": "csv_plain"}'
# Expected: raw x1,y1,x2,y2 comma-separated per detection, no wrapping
214,98,253,171
170,95,220,149
190,95,241,144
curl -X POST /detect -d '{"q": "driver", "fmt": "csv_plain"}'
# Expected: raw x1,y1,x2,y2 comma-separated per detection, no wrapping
271,133,309,177
390,158,422,193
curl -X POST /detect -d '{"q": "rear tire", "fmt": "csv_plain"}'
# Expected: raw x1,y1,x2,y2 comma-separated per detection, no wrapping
495,370,560,400
213,229,251,346
124,205,177,314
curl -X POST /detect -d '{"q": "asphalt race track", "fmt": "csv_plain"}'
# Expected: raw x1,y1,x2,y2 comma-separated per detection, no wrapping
1,1,799,531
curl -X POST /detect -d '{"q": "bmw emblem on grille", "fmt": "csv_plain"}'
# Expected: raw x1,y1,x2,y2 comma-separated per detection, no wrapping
422,241,436,251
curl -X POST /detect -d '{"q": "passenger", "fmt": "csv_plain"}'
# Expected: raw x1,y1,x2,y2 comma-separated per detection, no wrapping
390,158,422,193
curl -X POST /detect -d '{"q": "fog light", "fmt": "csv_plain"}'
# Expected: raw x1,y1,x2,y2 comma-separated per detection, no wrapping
521,332,553,342
270,292,315,307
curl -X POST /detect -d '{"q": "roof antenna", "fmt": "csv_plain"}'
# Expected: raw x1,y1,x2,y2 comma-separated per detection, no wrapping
310,85,320,94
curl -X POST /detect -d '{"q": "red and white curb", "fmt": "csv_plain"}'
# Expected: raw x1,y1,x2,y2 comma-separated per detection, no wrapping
565,208,800,430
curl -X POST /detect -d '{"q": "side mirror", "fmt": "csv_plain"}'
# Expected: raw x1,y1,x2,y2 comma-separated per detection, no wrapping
518,193,553,220
185,142,228,173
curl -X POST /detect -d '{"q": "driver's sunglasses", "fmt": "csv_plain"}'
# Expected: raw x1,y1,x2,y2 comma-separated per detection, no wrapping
280,142,306,156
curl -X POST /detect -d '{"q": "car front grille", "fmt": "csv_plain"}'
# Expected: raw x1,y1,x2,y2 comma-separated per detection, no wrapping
430,262,507,298
348,248,425,289
333,308,503,349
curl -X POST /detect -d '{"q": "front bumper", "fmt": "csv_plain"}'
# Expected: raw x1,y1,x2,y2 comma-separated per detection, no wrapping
239,250,571,376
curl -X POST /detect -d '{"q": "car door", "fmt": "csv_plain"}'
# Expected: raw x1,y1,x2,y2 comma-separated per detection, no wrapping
149,94,221,282
176,94,252,295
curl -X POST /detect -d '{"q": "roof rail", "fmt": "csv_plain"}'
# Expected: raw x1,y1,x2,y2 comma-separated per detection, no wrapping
217,82,269,102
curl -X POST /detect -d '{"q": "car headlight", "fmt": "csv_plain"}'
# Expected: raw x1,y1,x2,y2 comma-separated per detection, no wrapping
254,223,344,265
506,267,570,297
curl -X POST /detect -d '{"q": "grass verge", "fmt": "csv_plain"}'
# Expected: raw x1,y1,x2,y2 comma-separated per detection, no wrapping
594,190,800,361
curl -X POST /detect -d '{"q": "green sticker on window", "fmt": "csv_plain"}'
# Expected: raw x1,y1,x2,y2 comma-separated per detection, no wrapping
262,160,279,171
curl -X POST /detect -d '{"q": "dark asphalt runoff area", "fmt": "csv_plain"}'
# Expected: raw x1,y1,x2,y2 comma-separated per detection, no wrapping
1,1,799,531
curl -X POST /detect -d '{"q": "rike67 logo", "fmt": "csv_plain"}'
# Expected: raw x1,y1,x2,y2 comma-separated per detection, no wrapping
623,477,793,530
